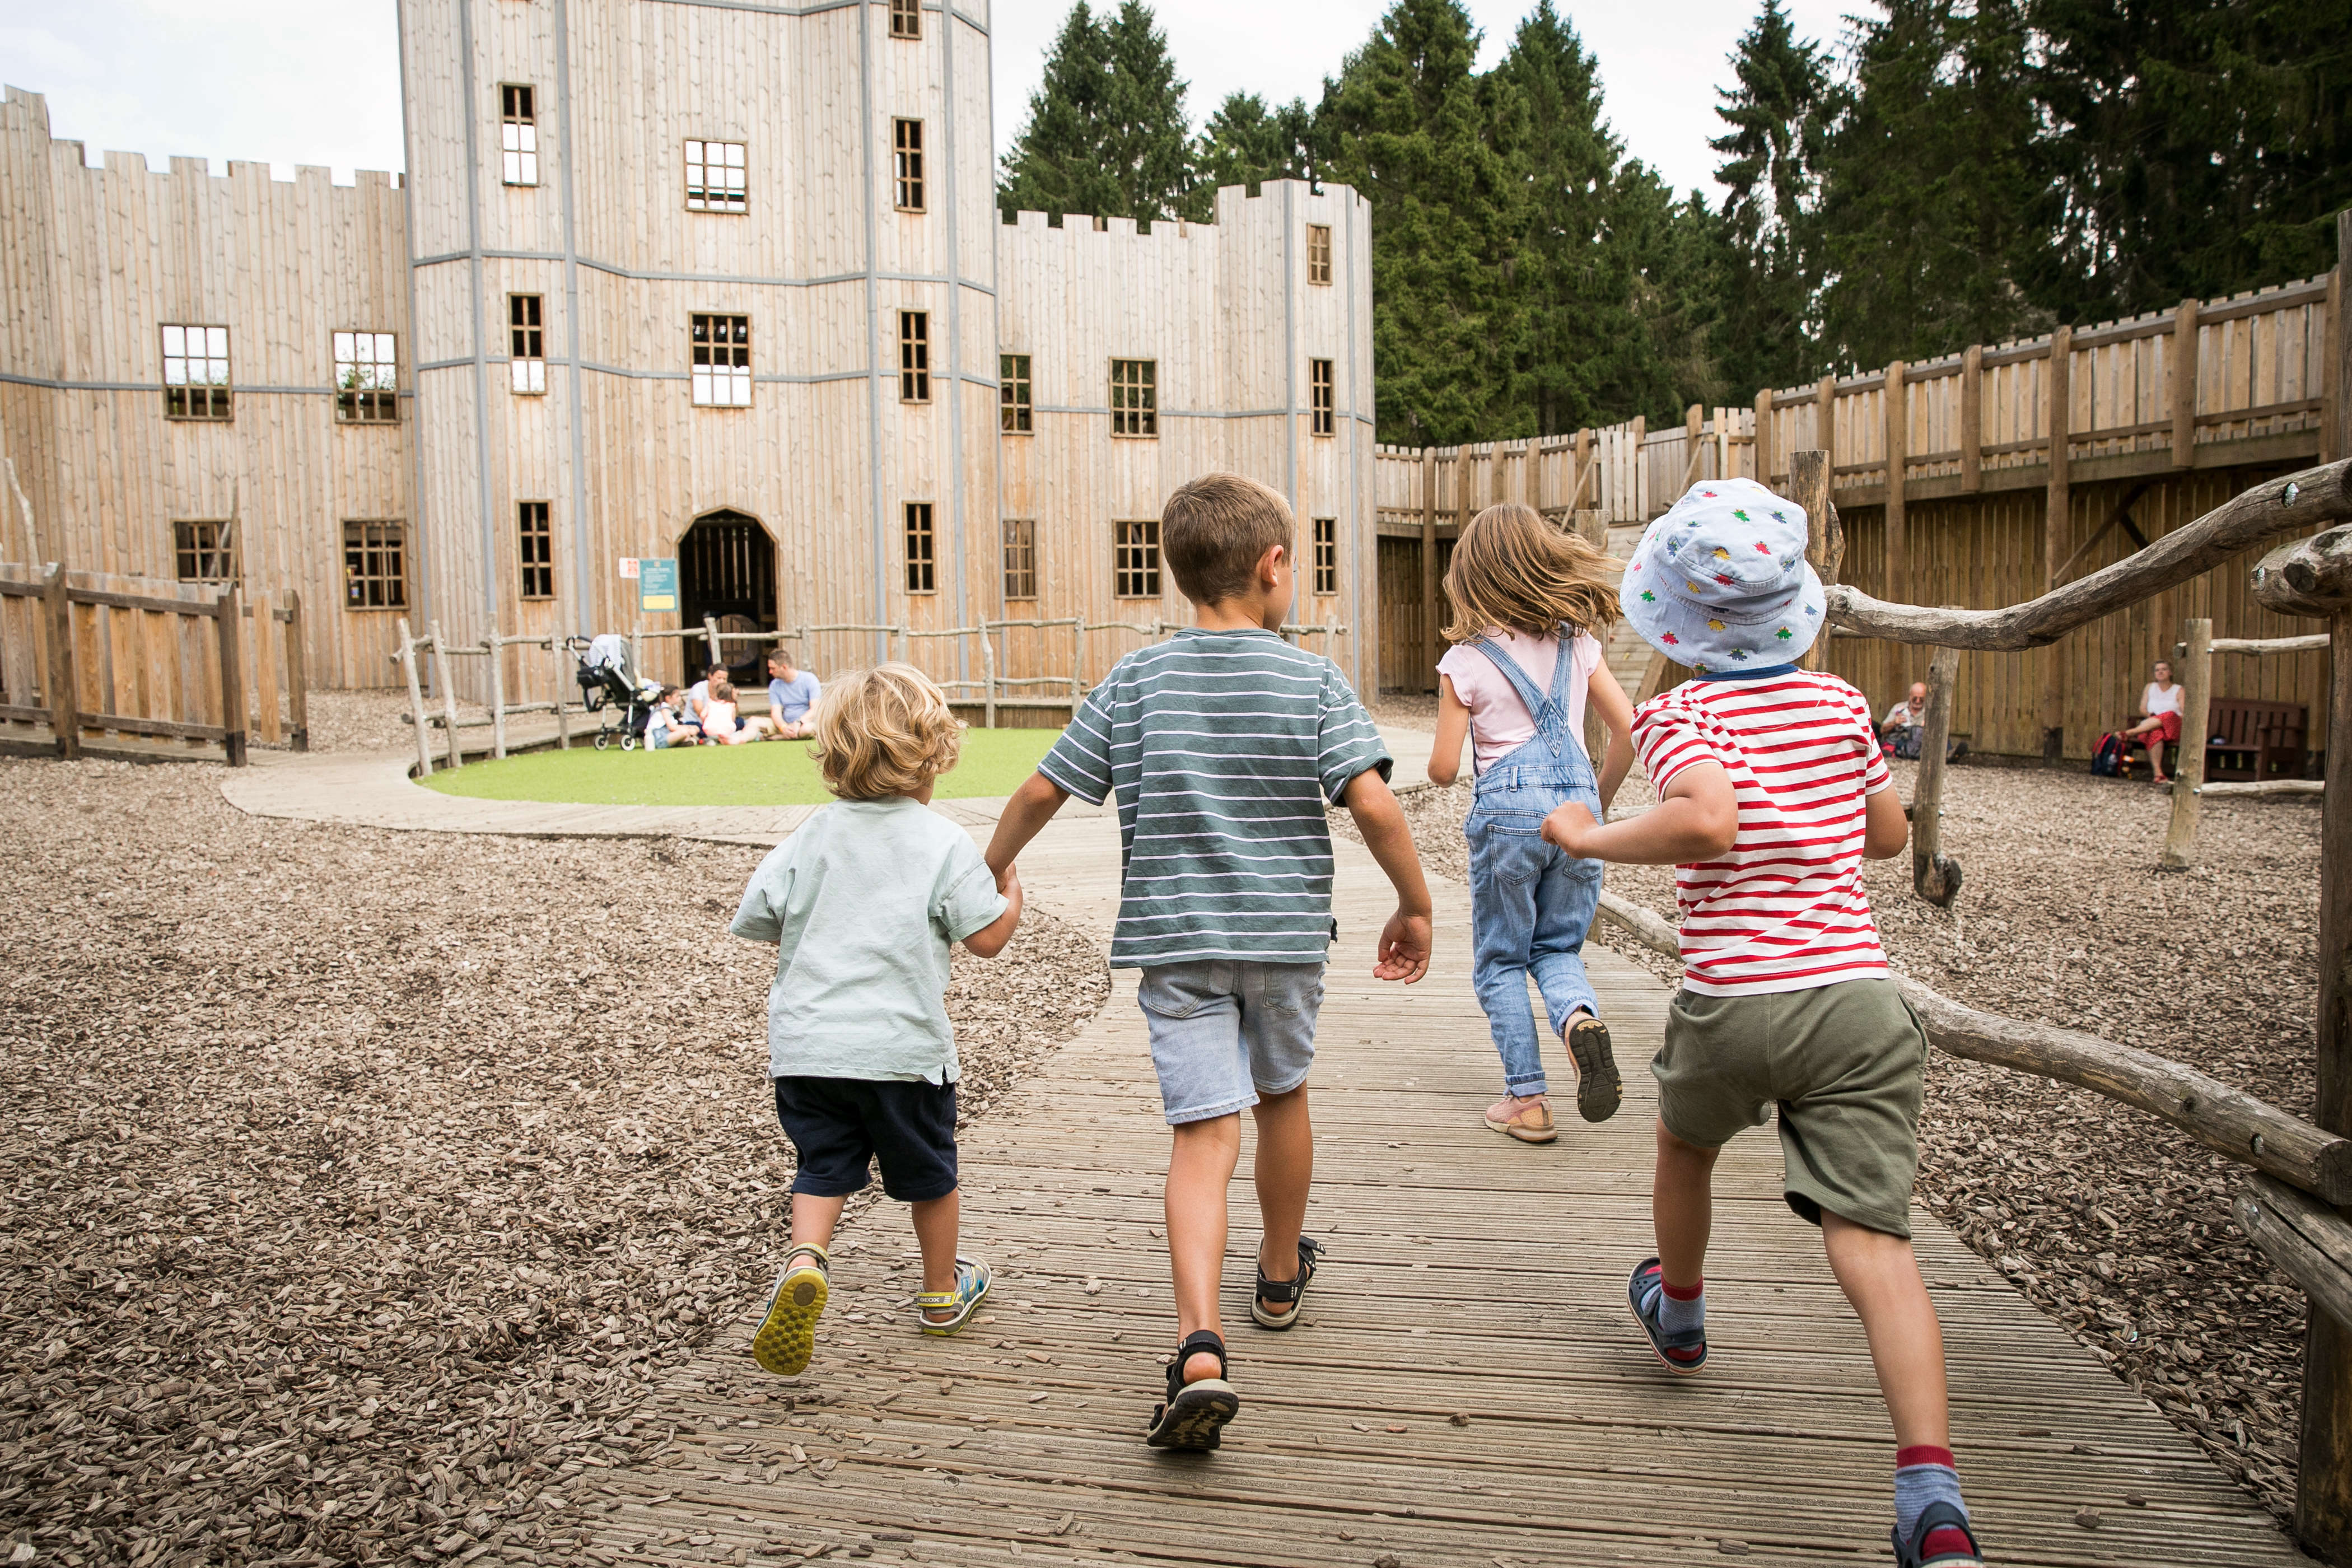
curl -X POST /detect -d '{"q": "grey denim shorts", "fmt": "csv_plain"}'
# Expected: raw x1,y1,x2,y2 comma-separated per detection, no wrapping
1136,960,1326,1124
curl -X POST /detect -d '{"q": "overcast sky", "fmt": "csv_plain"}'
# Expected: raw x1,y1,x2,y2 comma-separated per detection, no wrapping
0,0,1856,197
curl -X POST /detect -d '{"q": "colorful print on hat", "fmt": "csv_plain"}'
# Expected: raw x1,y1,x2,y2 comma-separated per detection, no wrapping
1621,477,1824,674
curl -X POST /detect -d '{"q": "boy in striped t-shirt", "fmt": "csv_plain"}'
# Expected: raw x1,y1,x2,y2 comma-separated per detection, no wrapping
984,473,1434,1453
1541,480,1983,1568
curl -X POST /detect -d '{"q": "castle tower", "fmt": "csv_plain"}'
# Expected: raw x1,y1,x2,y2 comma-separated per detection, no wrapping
396,0,1001,693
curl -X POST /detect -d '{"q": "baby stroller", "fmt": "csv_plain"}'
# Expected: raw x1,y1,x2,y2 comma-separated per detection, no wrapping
568,634,661,750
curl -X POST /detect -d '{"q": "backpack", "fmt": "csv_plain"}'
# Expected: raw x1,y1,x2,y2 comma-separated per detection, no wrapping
2090,731,2125,777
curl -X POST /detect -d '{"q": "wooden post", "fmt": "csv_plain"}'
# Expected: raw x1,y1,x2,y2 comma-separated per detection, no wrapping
396,618,432,777
2160,618,2213,870
1681,403,1705,488
213,583,247,767
2172,298,2201,469
248,593,282,747
1752,389,1774,484
41,563,77,761
2335,210,2352,466
981,624,998,730
1961,345,1984,494
430,620,462,769
553,640,572,750
1912,640,1962,907
488,618,508,760
1816,374,1838,492
2300,604,2352,1562
1886,360,1909,605
1574,428,1593,510
1420,449,1438,692
281,591,308,753
1790,450,1841,673
2042,324,2074,762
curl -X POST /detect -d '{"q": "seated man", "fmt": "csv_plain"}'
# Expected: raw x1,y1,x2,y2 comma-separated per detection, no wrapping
1880,682,1929,760
758,647,822,740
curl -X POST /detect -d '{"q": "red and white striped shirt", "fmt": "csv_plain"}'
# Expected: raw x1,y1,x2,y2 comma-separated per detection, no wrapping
1632,668,1893,996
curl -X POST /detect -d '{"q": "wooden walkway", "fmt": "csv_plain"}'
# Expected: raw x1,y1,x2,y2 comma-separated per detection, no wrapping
585,811,2300,1568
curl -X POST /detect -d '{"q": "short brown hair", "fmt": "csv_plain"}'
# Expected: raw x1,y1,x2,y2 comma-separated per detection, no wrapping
1162,472,1292,605
810,663,963,801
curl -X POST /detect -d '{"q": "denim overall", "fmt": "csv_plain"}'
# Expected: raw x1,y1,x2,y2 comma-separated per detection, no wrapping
1461,632,1603,1097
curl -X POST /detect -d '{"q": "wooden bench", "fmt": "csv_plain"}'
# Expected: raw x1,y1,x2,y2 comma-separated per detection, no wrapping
2125,698,2309,781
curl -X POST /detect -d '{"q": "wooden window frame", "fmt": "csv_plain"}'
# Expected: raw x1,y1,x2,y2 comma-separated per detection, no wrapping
334,330,399,424
904,502,937,594
1306,223,1332,286
500,83,540,187
692,312,753,407
889,0,922,38
684,139,748,214
898,311,931,403
893,118,926,212
1312,516,1338,596
508,295,546,394
1110,358,1157,438
517,501,555,600
172,520,237,585
343,521,409,611
1310,358,1334,436
1000,353,1032,433
161,324,231,421
1002,518,1037,600
1114,519,1161,599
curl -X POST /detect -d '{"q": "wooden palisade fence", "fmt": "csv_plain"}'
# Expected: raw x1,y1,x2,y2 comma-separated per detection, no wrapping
1604,446,2352,1561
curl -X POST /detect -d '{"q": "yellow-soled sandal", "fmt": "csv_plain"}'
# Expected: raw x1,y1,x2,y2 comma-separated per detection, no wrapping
751,1244,829,1376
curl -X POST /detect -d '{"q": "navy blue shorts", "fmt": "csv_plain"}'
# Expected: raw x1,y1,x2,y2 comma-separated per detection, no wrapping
772,1076,959,1203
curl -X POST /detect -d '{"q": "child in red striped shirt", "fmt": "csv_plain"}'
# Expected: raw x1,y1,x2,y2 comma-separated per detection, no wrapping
1541,479,1983,1568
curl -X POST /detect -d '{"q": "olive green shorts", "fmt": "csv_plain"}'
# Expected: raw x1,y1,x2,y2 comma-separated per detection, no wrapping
1651,977,1928,1239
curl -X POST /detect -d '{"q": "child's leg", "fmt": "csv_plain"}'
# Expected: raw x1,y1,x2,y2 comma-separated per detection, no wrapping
1821,1214,1947,1448
1167,1113,1243,1382
1466,832,1548,1102
1653,1119,1718,1286
1250,1084,1312,1295
792,1193,847,1255
1530,852,1618,1121
910,1188,961,1317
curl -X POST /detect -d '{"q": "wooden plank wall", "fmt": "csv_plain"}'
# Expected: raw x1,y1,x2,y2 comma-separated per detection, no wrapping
0,87,413,691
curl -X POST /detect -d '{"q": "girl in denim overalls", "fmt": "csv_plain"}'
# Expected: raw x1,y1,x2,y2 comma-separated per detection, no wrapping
1429,504,1637,1142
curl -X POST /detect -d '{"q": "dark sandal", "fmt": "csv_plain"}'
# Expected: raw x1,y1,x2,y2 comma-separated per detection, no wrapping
1145,1331,1238,1451
1251,1235,1324,1329
1567,1019,1622,1123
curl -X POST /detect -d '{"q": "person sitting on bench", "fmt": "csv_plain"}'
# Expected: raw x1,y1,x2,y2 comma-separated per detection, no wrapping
2122,659,2185,784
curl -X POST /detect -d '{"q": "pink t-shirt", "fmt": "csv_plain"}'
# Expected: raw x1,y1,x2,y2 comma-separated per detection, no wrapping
1438,628,1605,772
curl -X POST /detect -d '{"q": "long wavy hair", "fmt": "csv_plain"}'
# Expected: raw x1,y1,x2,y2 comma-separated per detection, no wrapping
1441,502,1621,643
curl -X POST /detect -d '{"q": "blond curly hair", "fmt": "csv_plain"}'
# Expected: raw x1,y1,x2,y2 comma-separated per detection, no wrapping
810,663,963,801
1441,502,1621,643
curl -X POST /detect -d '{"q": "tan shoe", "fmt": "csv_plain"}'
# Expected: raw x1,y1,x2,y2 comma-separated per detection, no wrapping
1484,1095,1557,1144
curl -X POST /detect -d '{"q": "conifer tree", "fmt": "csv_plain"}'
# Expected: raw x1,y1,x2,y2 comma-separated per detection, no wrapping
997,1,1195,228
1099,1,1197,226
1318,0,1530,446
1710,0,1830,396
1192,92,1317,204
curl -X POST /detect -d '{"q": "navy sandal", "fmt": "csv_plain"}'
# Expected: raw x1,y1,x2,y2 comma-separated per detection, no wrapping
1145,1330,1239,1451
1894,1501,1982,1567
1626,1256,1707,1375
1251,1236,1323,1329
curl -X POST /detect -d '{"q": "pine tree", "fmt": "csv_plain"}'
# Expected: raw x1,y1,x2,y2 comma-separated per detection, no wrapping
1814,0,2048,370
1613,169,1728,423
1192,92,1317,203
1710,0,1831,396
996,1,1196,229
1318,0,1530,446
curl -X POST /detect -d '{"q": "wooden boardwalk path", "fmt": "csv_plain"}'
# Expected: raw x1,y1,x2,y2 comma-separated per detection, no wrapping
584,810,2301,1568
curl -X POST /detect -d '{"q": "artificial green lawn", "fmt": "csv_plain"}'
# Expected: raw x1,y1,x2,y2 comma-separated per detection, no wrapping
417,725,1063,807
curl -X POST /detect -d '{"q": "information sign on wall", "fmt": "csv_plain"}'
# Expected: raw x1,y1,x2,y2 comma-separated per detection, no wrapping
637,558,679,614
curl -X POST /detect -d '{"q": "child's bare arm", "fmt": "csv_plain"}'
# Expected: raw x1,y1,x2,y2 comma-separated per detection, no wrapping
1427,676,1470,787
1542,760,1738,865
1586,664,1636,810
1860,785,1910,860
962,865,1025,956
1341,767,1434,983
984,773,1070,878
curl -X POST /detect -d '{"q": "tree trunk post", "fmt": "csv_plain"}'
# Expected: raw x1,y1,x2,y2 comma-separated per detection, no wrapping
1912,640,1962,907
41,562,78,762
1961,344,1984,494
703,613,722,670
2173,297,2201,470
1752,388,1774,485
2161,617,2213,871
1789,450,1841,674
282,590,309,753
2043,324,2074,762
430,620,462,770
2329,209,2351,466
213,582,248,768
1420,449,1438,692
1886,360,1909,606
488,617,508,760
396,618,432,777
1816,374,1838,486
2299,604,2352,1563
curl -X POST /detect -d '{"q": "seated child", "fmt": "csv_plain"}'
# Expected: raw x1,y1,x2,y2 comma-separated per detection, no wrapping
683,663,727,737
1541,479,1982,1568
982,472,1433,1452
645,687,699,749
734,664,1024,1377
703,678,760,745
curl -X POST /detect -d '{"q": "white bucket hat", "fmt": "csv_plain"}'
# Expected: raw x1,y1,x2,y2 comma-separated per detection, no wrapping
1621,477,1825,674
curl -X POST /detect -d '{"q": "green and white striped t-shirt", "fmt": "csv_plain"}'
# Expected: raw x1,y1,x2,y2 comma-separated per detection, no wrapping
1038,627,1392,968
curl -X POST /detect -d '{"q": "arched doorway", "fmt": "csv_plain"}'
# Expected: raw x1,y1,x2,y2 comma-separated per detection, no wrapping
677,509,777,685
